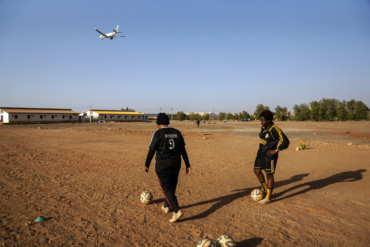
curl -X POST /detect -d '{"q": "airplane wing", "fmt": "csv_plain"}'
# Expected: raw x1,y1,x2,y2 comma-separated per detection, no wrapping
114,35,127,38
95,28,108,37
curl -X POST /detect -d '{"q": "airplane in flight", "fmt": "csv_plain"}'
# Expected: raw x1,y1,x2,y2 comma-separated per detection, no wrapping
95,25,126,40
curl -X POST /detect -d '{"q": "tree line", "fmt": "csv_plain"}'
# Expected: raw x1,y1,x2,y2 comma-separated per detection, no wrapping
293,99,368,121
170,98,369,121
173,111,252,121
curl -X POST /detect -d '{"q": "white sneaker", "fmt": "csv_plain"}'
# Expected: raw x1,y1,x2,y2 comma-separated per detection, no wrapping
169,210,183,223
161,205,170,214
258,197,271,204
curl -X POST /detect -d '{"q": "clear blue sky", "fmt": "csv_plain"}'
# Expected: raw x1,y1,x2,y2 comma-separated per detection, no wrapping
1,0,369,114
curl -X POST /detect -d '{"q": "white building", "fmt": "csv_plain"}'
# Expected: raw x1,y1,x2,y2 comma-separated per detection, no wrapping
79,109,145,122
0,107,80,124
184,112,211,115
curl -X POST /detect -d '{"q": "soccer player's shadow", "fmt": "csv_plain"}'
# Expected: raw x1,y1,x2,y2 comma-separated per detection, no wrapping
180,173,310,222
274,169,366,201
275,173,309,187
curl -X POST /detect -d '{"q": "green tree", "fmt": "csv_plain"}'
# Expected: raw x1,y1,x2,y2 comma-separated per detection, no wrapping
226,113,233,120
347,99,356,120
275,105,288,121
218,112,226,121
318,98,338,121
188,112,196,121
337,100,348,121
202,112,210,121
281,106,288,121
275,105,282,121
293,104,301,121
239,110,250,120
122,107,135,112
309,101,320,121
300,104,311,121
294,104,310,121
354,101,369,120
318,99,329,121
254,104,270,119
328,99,339,121
194,113,202,121
176,111,187,121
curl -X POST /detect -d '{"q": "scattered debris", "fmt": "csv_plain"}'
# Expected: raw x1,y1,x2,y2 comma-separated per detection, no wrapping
34,216,49,223
296,141,308,151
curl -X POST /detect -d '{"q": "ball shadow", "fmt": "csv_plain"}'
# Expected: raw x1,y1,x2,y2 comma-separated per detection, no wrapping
236,237,264,247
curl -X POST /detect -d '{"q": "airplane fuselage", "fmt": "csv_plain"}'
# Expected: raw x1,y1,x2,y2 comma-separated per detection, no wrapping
100,31,117,39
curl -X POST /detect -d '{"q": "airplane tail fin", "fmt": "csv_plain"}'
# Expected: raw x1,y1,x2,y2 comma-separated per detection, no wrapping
115,25,119,32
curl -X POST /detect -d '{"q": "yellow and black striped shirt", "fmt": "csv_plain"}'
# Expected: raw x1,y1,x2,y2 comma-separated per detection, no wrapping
259,123,289,152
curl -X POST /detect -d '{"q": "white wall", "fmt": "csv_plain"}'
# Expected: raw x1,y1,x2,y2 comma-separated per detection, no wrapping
79,111,143,121
0,113,9,123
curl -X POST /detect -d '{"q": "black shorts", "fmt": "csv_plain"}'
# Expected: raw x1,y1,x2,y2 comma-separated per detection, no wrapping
254,152,278,175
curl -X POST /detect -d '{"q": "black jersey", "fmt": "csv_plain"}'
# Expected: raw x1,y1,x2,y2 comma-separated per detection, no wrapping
255,123,289,174
258,123,289,155
146,127,190,174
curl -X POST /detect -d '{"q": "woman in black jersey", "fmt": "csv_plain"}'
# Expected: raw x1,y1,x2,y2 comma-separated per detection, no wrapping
254,110,289,204
145,113,192,223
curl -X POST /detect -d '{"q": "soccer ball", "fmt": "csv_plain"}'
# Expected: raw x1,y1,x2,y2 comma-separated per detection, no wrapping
251,188,264,201
197,238,215,247
216,235,236,247
140,191,153,204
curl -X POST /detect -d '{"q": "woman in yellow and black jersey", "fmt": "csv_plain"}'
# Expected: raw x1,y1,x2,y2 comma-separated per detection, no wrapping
254,110,289,204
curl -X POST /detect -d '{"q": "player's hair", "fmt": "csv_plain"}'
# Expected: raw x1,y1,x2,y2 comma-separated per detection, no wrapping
260,110,273,122
156,113,170,125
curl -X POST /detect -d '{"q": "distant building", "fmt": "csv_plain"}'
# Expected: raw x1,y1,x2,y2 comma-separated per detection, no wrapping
0,107,79,124
79,109,145,122
184,112,211,116
144,113,159,121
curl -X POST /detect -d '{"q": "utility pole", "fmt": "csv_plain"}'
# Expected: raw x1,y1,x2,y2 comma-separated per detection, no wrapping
160,107,162,113
171,108,173,120
212,109,214,121
90,104,92,123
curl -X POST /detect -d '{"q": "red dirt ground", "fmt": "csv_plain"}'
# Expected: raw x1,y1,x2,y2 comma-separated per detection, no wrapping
0,121,369,246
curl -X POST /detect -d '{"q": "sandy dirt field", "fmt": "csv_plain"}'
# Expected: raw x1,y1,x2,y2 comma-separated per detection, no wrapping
0,120,369,246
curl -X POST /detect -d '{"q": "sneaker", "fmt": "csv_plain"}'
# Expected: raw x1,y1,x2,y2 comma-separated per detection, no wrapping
169,210,183,223
258,197,271,204
161,205,170,214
